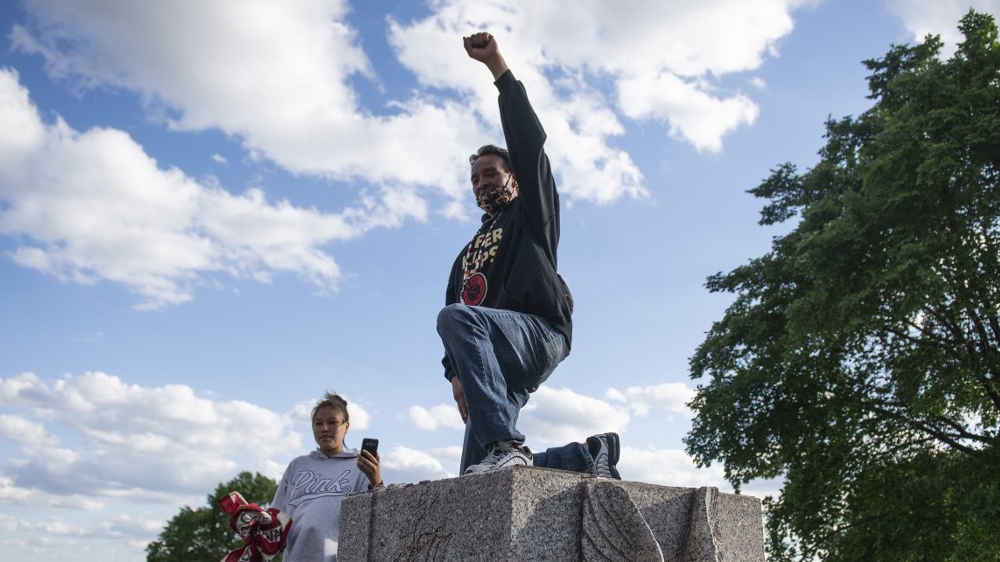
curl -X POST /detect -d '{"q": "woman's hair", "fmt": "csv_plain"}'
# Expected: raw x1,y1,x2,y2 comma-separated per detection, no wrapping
311,392,349,422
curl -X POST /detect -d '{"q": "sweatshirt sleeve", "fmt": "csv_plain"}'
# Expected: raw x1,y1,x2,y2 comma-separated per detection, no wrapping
494,70,560,260
271,466,290,511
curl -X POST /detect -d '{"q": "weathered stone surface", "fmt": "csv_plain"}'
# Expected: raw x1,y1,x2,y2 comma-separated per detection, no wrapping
339,466,764,562
581,479,663,562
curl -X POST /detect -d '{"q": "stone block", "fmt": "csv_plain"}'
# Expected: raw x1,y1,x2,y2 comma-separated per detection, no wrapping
339,466,764,562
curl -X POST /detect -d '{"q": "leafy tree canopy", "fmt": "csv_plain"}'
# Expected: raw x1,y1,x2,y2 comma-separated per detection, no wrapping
685,10,1000,562
146,471,278,562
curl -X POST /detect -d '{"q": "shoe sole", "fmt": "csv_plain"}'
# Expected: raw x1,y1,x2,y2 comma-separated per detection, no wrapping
603,432,621,480
603,432,620,465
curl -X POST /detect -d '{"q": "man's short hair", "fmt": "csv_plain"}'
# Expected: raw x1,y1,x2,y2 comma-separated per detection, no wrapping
469,144,512,172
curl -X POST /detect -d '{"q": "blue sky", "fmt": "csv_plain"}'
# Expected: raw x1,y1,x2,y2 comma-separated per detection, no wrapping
1,0,997,560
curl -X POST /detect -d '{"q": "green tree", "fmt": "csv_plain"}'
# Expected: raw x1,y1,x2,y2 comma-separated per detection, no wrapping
146,471,279,562
685,10,1000,562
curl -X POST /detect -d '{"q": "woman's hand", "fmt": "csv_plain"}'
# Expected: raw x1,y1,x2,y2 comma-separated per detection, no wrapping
357,450,382,489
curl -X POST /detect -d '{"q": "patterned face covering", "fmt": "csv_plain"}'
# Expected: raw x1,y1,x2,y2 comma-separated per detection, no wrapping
476,175,517,216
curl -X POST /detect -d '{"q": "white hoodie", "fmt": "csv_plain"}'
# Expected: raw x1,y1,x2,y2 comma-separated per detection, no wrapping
271,448,370,562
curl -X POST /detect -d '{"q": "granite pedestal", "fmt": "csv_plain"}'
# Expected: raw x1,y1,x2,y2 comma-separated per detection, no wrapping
339,466,764,562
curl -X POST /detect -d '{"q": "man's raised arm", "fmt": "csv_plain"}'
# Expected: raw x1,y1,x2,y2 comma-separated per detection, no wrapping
463,32,509,81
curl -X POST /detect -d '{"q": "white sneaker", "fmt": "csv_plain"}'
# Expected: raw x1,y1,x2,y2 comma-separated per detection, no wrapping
464,441,532,474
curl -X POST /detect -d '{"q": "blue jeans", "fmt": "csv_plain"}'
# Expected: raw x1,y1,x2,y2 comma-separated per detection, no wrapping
533,441,593,473
437,303,569,472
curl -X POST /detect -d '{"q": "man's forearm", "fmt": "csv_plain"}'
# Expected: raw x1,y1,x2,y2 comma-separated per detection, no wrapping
484,54,509,81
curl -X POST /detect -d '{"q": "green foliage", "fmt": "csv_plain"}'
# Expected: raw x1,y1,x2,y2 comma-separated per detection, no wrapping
146,471,279,562
686,10,1000,562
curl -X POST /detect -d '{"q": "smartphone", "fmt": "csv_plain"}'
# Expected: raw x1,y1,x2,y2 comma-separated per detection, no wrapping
361,437,379,457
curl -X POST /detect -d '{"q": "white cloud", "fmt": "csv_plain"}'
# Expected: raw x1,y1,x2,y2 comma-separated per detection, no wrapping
619,445,728,489
0,370,746,560
406,405,438,430
382,444,456,481
0,473,34,504
41,517,89,537
0,371,301,499
391,0,810,156
887,0,1000,53
0,69,409,309
413,383,692,449
9,0,485,196
9,0,814,204
47,495,106,511
519,386,631,445
405,404,464,431
0,511,20,533
617,72,760,152
0,68,44,160
348,402,372,431
98,513,167,540
606,382,696,417
0,0,832,304
0,371,323,560
0,414,52,447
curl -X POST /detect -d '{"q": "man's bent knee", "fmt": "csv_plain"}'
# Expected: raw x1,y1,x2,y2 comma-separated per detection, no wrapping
437,303,478,332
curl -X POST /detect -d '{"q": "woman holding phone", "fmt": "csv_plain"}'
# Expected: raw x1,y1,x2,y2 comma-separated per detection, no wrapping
271,392,382,562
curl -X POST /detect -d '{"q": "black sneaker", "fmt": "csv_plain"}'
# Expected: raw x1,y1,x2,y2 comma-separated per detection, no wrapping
586,433,621,479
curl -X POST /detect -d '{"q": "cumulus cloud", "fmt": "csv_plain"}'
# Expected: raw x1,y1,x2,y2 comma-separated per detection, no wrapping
518,386,631,445
394,386,729,488
391,0,809,155
405,386,640,444
0,0,830,305
619,446,728,489
406,404,465,431
0,414,51,447
0,69,424,309
0,473,34,505
0,371,301,499
0,370,322,559
0,370,734,559
617,73,760,152
382,444,457,481
605,382,696,418
887,0,1000,54
8,0,485,196
406,383,695,448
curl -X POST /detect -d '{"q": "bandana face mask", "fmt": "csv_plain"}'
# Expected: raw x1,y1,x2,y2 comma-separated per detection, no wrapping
476,175,517,216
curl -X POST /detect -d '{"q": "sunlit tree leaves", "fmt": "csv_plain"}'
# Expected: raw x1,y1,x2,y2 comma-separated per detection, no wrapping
686,10,1000,562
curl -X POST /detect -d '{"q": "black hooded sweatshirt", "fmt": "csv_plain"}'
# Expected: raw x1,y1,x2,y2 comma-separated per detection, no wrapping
442,69,574,381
